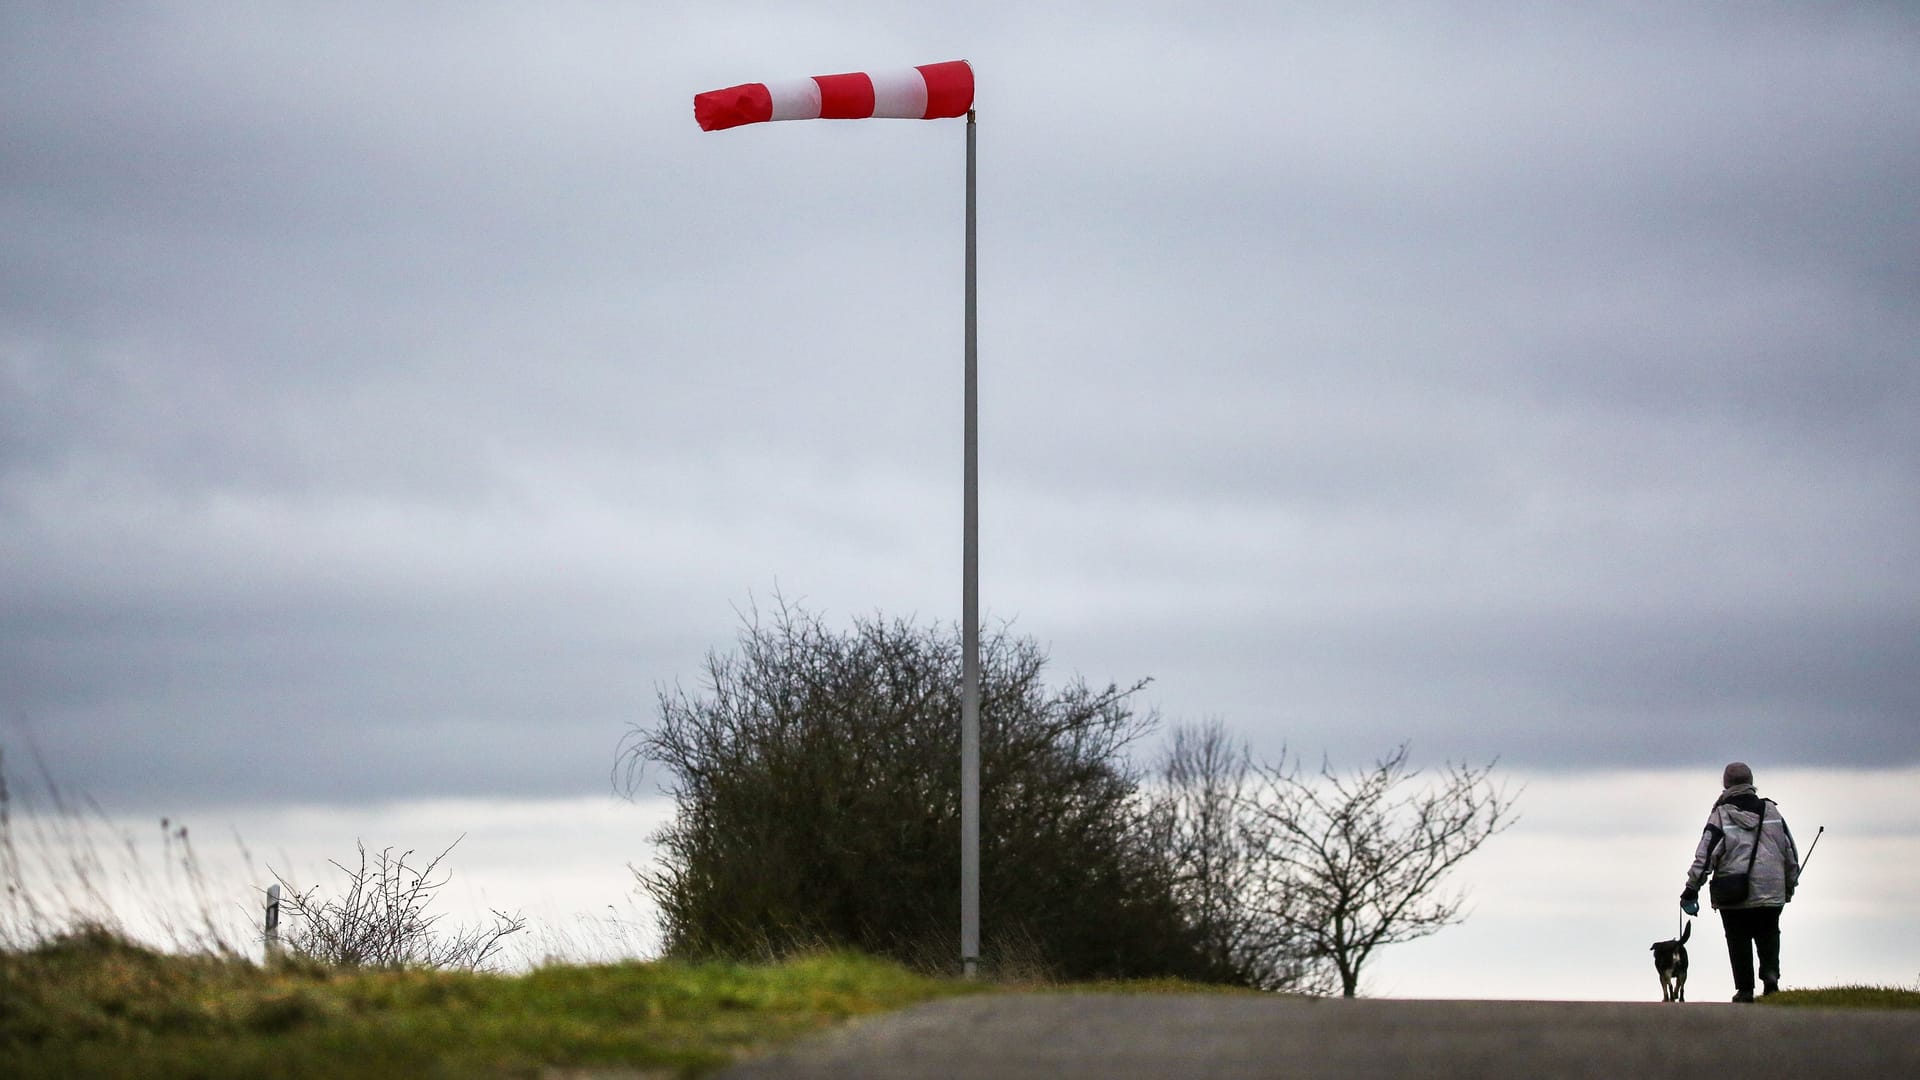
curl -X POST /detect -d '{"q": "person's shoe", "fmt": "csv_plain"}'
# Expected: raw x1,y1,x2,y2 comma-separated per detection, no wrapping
1762,979,1779,996
1732,990,1755,1003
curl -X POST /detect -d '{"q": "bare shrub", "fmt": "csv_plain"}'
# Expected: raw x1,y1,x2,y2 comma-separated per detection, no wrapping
271,837,524,971
1245,743,1519,997
1153,726,1520,996
1151,720,1329,992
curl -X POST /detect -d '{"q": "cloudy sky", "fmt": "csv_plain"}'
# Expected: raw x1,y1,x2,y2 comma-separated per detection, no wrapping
4,3,1916,996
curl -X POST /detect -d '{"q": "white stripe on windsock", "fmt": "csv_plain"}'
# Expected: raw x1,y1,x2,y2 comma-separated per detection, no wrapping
868,68,929,119
766,77,823,121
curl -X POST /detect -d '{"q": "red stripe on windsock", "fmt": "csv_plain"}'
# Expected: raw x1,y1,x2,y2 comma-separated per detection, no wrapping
694,82,773,131
917,61,973,119
813,72,876,119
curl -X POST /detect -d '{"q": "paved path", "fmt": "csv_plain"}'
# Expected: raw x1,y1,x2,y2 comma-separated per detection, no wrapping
718,994,1920,1079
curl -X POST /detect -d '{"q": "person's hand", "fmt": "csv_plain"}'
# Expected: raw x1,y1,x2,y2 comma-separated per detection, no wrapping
1680,888,1699,917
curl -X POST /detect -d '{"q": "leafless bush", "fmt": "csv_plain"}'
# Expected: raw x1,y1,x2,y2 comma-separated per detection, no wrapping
1151,720,1330,992
1153,726,1520,996
1245,742,1520,997
271,837,525,971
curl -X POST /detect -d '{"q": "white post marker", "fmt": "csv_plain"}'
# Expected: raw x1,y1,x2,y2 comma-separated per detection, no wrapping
264,883,283,962
694,60,983,978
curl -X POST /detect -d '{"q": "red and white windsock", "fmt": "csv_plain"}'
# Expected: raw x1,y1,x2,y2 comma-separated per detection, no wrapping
694,60,973,132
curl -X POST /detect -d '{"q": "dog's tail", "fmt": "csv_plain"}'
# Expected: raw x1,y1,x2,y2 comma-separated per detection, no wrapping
1679,921,1691,945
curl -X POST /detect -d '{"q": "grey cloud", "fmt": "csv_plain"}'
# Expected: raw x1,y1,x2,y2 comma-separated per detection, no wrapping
3,3,1917,810
1051,604,1918,773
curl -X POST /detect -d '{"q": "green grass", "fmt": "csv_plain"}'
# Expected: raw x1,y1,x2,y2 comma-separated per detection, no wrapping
1761,986,1920,1010
0,926,993,1078
27,925,1911,1080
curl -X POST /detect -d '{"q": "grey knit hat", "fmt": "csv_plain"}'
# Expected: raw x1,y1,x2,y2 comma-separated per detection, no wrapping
1723,761,1754,788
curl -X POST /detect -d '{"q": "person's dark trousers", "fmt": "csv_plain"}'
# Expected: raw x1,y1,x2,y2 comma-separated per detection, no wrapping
1720,905,1783,998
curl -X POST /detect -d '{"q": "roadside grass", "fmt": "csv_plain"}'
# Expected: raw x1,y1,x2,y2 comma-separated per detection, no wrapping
0,748,1256,1077
1762,986,1920,1010
20,929,1917,1080
0,925,993,1079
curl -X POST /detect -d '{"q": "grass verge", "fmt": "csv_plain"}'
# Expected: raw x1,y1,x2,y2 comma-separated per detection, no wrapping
1762,986,1920,1010
0,926,992,1078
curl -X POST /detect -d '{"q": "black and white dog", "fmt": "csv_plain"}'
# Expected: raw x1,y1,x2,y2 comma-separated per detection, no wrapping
1650,921,1691,1002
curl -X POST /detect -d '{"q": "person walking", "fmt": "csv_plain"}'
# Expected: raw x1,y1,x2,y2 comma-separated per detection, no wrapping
1681,762,1801,1002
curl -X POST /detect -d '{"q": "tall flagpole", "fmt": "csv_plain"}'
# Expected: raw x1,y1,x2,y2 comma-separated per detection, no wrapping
960,107,980,979
691,59,980,978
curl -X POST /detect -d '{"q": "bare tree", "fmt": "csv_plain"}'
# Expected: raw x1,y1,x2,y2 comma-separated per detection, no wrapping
1243,743,1518,997
1151,720,1328,992
270,837,525,971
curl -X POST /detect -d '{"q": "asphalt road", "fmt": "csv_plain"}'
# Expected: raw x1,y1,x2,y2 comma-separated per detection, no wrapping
717,994,1920,1079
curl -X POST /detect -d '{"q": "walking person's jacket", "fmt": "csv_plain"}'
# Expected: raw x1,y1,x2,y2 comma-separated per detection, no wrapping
1684,785,1801,909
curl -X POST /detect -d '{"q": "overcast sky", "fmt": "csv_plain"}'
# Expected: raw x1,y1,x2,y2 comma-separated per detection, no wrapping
4,3,1916,816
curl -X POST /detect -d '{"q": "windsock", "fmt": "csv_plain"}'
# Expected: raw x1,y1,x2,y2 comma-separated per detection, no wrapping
694,60,973,132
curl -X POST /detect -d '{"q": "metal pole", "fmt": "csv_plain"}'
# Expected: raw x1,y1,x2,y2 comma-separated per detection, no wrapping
960,107,980,979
